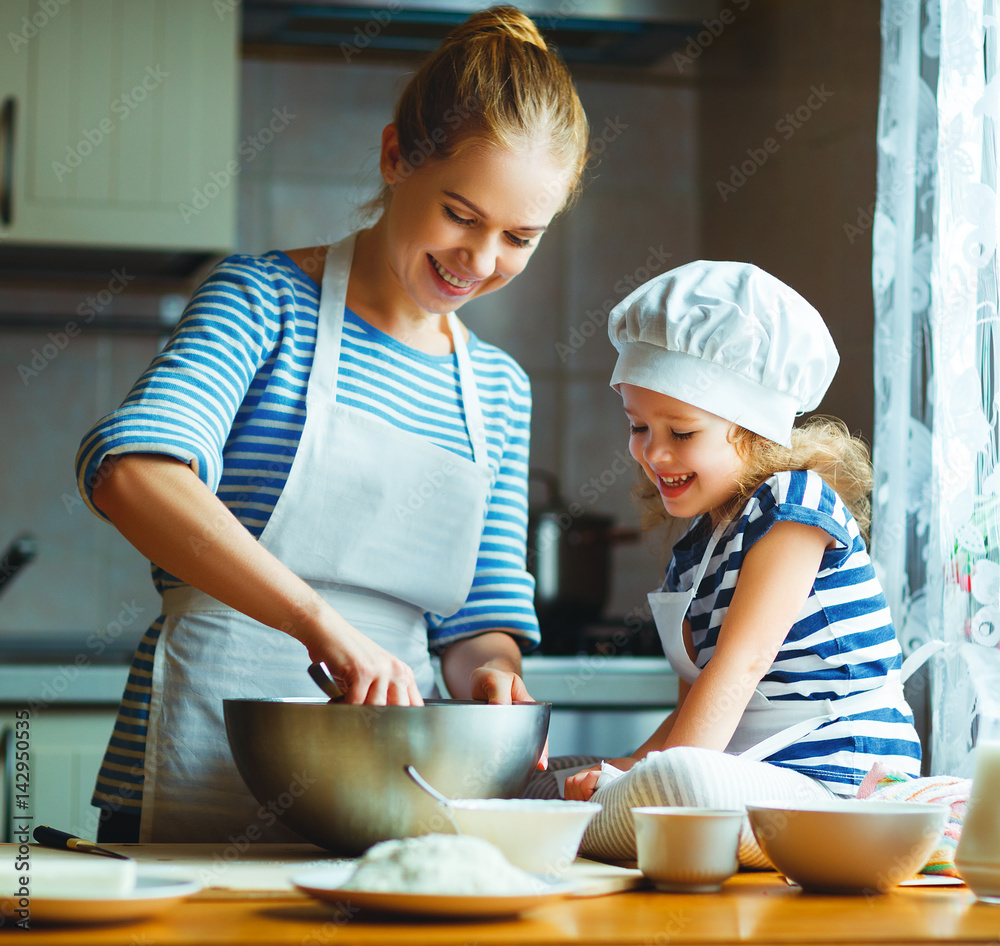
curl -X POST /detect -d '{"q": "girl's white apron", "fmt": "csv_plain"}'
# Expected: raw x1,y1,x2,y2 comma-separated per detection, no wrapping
648,521,933,763
140,235,492,841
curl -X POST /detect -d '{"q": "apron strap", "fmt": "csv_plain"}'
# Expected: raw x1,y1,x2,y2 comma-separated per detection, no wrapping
649,519,733,681
900,638,948,682
737,677,907,763
313,236,355,404
737,714,836,763
312,242,488,477
447,312,489,469
656,517,729,597
687,519,730,596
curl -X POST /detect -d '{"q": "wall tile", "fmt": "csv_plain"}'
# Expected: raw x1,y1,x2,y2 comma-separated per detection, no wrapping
267,180,359,251
576,81,699,200
562,379,636,523
237,176,273,256
238,59,277,177
0,333,160,639
525,376,559,481
605,535,671,624
267,60,406,180
560,380,670,623
563,188,698,376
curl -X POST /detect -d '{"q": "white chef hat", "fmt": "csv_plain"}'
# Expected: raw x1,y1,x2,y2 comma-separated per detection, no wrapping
608,260,839,446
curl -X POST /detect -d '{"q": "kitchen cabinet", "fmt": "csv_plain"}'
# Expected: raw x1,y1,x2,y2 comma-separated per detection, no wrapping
0,0,238,255
0,708,117,844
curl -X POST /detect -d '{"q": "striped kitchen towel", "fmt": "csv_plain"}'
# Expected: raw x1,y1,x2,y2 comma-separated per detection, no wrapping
857,762,971,876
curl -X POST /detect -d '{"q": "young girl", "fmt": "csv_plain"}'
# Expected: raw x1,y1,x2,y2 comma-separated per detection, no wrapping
560,260,923,866
76,6,588,843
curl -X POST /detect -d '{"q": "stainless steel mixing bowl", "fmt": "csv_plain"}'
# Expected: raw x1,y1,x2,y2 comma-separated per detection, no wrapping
223,697,551,855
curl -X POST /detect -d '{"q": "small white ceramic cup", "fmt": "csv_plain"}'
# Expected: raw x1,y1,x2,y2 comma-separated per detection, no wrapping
632,806,743,893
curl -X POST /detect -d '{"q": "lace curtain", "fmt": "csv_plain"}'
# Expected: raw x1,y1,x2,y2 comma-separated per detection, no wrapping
873,0,1000,776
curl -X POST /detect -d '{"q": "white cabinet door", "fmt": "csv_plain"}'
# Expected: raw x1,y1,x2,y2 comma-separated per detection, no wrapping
1,709,118,843
0,0,238,252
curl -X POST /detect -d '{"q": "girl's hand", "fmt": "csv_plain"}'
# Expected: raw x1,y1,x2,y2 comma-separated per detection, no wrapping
564,757,637,801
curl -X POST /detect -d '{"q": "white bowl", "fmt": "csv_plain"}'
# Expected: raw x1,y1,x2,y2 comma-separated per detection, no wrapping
747,800,950,893
445,798,601,877
632,807,743,893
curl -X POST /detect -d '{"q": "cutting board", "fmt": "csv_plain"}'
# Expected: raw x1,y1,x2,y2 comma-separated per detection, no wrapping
103,843,645,900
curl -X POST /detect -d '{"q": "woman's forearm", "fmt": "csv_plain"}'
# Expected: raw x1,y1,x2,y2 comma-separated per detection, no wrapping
92,453,333,641
91,452,423,704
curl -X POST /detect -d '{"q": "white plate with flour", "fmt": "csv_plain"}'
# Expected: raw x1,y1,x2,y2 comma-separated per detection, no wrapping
292,865,574,918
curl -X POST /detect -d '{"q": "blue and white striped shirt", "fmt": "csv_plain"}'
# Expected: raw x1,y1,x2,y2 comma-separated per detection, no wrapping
667,469,921,795
77,250,540,811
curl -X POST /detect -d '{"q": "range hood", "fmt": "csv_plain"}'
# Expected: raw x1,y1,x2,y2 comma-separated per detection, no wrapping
242,0,724,70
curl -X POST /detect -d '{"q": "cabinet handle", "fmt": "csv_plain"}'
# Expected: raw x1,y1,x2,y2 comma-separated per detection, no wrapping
0,96,15,228
0,725,12,844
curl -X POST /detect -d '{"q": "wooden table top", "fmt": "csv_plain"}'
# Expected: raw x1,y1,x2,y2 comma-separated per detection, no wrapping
9,870,1000,945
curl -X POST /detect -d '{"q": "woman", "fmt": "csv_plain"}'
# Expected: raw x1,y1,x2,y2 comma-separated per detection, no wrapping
76,5,589,843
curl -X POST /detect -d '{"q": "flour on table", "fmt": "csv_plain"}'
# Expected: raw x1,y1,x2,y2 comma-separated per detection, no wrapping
342,834,542,895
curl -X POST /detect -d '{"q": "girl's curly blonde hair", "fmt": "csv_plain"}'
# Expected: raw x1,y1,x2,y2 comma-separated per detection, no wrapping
633,416,873,546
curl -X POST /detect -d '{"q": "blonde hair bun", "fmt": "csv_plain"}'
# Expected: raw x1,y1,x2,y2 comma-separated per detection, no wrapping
361,4,588,221
449,5,549,49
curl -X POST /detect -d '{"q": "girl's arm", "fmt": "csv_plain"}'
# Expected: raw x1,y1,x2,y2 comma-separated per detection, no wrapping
660,520,830,751
567,522,827,801
567,520,829,801
92,453,425,706
631,674,690,757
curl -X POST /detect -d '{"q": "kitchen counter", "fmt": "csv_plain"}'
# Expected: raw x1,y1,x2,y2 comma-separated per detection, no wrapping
0,652,676,765
0,655,677,707
2,843,998,944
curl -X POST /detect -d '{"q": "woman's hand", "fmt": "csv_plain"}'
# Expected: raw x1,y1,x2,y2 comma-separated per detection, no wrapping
441,632,548,768
469,665,549,770
299,611,424,706
469,664,531,704
440,632,525,702
564,757,637,801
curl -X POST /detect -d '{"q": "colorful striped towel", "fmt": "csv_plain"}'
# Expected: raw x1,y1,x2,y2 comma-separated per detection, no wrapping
856,762,971,876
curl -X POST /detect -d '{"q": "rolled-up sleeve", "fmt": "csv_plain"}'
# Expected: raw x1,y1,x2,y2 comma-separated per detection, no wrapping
75,257,282,520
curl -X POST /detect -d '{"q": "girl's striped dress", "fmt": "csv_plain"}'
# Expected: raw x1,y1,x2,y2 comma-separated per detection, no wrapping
76,250,540,815
667,468,922,796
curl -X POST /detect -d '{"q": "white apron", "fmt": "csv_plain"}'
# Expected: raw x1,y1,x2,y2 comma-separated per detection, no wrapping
648,520,934,763
140,234,493,842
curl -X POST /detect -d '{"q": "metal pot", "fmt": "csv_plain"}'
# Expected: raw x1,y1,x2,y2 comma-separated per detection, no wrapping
526,470,633,653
